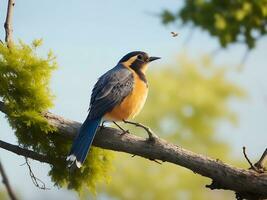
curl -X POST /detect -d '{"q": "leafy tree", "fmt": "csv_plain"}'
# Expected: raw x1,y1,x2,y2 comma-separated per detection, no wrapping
101,55,245,200
161,0,267,49
0,41,113,194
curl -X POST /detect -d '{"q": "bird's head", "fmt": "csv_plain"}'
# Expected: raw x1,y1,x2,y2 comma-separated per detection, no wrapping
119,51,160,73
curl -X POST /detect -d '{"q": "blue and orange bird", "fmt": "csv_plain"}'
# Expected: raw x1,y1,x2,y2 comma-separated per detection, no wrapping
67,51,160,168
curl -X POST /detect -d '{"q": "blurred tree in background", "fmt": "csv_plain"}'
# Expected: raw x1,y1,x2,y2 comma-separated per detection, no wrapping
161,0,267,49
100,55,245,200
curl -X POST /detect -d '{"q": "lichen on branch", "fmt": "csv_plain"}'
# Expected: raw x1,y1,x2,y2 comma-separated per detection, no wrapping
0,40,113,193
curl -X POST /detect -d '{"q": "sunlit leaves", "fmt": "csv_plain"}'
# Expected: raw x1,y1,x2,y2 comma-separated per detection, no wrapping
161,0,267,48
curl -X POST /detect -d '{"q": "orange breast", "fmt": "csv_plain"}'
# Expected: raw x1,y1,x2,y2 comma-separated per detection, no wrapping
104,74,148,121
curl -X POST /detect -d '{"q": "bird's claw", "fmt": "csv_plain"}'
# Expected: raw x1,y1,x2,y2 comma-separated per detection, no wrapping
99,121,107,130
120,129,130,136
146,132,159,143
113,121,130,135
123,120,159,143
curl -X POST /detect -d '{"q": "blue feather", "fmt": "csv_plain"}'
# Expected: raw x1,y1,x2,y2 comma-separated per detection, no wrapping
67,63,133,168
67,116,101,168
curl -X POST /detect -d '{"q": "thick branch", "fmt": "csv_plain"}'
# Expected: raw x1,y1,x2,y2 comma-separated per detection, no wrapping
4,0,15,46
0,160,18,200
1,102,267,198
0,104,54,164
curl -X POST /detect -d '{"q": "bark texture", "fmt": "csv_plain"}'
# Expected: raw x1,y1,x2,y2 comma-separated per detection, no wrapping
1,102,267,199
4,0,15,46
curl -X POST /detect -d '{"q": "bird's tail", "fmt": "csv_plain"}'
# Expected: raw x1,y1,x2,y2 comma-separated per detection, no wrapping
66,116,101,168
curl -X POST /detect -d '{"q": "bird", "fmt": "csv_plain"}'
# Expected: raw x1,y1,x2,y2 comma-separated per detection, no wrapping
66,51,160,168
171,31,178,37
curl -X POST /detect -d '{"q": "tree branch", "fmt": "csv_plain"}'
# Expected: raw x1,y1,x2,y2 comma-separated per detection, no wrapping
0,140,52,165
1,101,267,198
243,146,259,172
0,101,5,113
0,160,18,200
255,148,267,171
4,0,15,46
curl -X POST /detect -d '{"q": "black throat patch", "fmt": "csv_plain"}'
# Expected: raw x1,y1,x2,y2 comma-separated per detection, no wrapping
130,60,148,86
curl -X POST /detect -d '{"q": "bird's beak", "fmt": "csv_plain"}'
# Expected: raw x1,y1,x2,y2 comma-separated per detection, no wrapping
148,56,161,62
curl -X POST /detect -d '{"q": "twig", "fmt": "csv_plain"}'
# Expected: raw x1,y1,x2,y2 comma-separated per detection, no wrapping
254,148,267,172
0,140,52,164
242,146,259,172
19,162,27,166
149,159,162,164
123,120,159,141
24,158,50,190
130,153,162,164
0,160,18,200
4,0,15,46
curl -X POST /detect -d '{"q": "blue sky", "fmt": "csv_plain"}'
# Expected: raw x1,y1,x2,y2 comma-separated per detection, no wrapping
0,0,267,199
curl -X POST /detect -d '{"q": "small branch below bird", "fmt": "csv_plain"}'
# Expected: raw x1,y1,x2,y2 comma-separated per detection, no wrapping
123,120,159,142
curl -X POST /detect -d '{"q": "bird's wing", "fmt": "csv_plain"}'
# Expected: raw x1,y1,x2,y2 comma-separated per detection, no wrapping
88,65,134,119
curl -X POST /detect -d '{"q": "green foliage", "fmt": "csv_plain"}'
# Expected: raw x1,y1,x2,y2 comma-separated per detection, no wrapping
51,147,113,194
0,40,56,147
0,41,113,194
161,0,267,48
101,55,245,200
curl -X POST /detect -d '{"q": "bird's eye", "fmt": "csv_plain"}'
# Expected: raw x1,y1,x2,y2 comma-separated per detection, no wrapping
137,54,143,60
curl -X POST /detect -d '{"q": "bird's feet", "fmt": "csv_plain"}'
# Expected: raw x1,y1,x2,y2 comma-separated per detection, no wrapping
123,120,159,142
112,121,130,135
99,120,107,130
